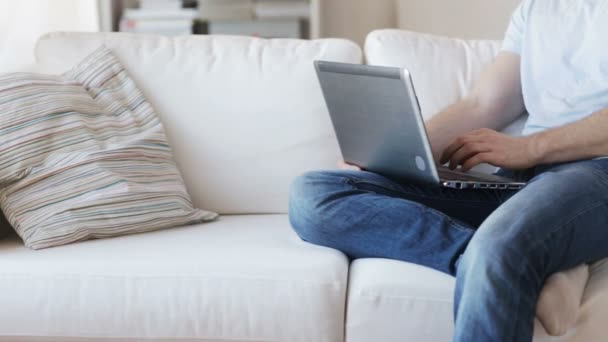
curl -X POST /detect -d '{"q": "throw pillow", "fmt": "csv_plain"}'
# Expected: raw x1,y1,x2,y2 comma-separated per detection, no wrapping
0,46,218,249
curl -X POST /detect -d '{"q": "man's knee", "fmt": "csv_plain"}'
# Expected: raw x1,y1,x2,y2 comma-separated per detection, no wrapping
460,236,519,272
458,218,543,284
288,170,348,241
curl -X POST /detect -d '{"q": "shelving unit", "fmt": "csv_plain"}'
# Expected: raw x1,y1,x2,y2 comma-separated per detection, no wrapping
100,0,321,39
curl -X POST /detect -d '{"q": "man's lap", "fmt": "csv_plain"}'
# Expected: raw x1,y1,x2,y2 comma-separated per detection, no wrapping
299,168,516,228
296,158,608,234
289,159,608,274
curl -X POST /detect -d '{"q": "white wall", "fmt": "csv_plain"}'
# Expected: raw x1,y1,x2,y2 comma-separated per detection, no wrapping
318,0,396,47
0,0,99,73
397,0,520,40
317,0,519,47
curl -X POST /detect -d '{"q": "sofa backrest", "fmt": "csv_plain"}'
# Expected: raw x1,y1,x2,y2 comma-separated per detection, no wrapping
35,32,361,215
365,29,527,137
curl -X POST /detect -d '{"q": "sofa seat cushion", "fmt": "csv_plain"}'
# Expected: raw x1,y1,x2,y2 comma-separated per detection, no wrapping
0,215,348,342
345,258,608,342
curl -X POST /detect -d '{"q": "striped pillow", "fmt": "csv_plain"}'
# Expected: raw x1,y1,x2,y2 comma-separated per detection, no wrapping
0,46,218,249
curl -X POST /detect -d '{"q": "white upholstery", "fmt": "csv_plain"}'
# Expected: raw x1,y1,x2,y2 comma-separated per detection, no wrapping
351,28,608,342
35,32,361,215
346,259,455,342
0,215,348,342
346,258,608,342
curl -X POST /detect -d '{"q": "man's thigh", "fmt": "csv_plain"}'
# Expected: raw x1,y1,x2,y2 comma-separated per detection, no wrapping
473,159,608,273
334,169,517,228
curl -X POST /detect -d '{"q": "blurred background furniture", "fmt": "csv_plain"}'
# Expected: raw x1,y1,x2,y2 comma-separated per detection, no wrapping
1,0,521,73
102,0,397,43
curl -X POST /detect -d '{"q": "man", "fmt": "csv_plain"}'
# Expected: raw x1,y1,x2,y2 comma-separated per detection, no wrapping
288,1,608,341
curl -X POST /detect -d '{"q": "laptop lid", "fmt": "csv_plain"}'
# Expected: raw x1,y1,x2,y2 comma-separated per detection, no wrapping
314,60,440,185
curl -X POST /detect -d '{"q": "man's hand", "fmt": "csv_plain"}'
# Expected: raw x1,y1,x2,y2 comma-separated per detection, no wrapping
440,128,540,171
337,160,362,171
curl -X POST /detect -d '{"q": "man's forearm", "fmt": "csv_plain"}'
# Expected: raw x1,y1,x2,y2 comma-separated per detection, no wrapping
532,108,608,165
426,99,487,162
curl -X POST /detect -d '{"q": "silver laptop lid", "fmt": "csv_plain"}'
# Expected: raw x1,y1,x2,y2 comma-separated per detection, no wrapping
315,61,440,185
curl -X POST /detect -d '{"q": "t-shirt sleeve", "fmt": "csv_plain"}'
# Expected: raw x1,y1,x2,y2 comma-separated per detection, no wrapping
502,0,532,55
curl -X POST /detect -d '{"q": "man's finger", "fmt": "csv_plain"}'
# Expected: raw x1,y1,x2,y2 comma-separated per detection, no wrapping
448,145,472,170
469,128,494,136
449,143,490,170
441,134,484,164
462,152,493,171
440,137,466,164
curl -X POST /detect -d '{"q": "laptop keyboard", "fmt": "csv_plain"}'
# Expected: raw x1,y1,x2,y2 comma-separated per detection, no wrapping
437,166,504,182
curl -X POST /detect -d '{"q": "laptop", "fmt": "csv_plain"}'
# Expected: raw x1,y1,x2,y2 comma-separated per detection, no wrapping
314,61,526,190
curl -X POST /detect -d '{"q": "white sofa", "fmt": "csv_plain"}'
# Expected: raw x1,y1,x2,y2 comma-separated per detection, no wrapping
0,29,606,341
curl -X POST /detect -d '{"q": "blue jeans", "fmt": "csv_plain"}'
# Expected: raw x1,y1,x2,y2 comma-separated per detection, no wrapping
288,159,608,342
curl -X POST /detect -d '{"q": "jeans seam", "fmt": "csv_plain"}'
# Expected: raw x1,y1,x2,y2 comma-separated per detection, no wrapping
510,258,528,342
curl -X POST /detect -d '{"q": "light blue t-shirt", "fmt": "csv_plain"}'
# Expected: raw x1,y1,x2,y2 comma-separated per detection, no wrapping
503,0,608,136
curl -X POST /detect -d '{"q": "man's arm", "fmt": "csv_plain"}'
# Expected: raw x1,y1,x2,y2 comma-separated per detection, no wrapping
439,78,608,170
532,109,608,163
426,51,525,162
442,107,608,171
